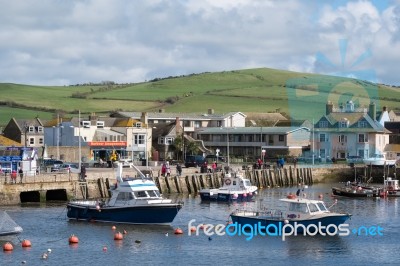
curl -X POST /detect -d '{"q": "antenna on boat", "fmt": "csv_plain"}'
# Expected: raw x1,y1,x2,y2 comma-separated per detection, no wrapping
129,162,147,179
116,163,124,183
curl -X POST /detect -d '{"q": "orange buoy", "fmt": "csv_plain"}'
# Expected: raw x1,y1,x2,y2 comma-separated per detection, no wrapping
174,228,184,234
102,246,108,252
114,232,123,240
69,234,79,244
199,224,205,230
190,226,196,232
111,225,116,230
3,242,13,252
21,239,32,248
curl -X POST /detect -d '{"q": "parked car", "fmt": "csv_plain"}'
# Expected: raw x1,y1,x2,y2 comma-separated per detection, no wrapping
48,160,64,172
184,155,206,168
58,163,80,173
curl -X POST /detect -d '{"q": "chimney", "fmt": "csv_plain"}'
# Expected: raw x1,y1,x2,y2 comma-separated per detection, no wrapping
369,102,376,121
141,112,148,125
158,109,165,113
89,112,97,121
383,106,387,112
208,109,214,115
175,117,182,133
326,101,333,115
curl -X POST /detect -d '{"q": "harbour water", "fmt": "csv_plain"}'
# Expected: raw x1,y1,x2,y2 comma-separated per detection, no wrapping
1,183,400,265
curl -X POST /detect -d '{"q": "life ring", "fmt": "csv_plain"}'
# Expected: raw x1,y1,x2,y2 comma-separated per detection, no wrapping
225,179,231,185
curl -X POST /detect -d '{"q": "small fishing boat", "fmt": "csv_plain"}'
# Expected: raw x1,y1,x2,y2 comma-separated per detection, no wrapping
230,189,351,235
331,183,382,198
67,163,183,225
199,168,257,202
383,178,400,197
0,211,23,236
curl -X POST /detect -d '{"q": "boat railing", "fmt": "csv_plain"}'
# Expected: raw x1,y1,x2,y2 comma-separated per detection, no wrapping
234,208,284,219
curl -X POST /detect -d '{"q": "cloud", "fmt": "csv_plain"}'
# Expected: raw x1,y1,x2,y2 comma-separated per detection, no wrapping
0,0,398,85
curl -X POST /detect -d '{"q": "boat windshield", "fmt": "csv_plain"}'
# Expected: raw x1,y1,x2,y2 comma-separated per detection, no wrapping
288,203,308,213
308,203,320,213
317,202,328,212
116,192,135,201
244,180,251,186
133,190,161,198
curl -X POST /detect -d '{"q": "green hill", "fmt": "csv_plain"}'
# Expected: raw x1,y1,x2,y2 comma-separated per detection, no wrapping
0,67,399,126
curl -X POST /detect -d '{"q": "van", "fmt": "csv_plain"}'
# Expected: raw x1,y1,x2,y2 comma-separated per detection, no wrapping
184,155,206,168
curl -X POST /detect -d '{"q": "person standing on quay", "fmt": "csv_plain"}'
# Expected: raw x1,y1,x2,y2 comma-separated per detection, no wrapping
19,168,23,183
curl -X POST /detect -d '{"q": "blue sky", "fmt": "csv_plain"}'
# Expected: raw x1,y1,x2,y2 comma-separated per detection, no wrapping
0,0,399,86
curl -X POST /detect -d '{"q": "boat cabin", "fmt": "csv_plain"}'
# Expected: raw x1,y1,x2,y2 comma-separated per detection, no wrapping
280,198,330,215
384,178,399,190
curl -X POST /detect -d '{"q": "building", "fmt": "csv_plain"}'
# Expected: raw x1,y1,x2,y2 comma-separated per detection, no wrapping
314,101,391,160
196,126,311,162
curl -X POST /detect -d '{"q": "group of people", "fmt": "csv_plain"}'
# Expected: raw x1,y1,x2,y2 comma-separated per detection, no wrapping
1,168,24,184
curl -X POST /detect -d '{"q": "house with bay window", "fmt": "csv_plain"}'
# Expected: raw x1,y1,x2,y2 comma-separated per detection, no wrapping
314,101,391,160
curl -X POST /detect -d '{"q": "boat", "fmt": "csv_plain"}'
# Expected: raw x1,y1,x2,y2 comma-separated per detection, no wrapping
363,153,396,166
0,211,23,236
331,182,382,198
383,177,400,197
230,190,351,235
199,168,258,202
66,163,183,225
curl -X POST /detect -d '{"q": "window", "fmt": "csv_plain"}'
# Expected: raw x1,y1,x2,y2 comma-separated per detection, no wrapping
339,121,348,128
165,137,174,145
358,121,367,128
28,126,35,132
158,137,165,144
339,135,347,143
217,121,222,127
194,121,201,128
309,204,320,213
37,126,44,133
134,134,145,145
135,122,142,128
96,121,104,128
39,138,43,144
358,134,368,143
29,138,35,145
320,149,326,159
319,121,328,128
278,135,284,142
82,121,90,128
319,133,326,142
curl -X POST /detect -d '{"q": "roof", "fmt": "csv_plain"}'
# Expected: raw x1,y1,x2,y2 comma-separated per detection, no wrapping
316,113,389,133
197,126,310,134
112,111,247,120
384,144,400,152
245,112,287,121
0,136,23,147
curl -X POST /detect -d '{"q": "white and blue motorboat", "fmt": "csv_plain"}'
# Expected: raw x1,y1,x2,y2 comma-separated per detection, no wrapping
0,211,23,236
199,168,258,202
230,191,351,234
67,163,183,225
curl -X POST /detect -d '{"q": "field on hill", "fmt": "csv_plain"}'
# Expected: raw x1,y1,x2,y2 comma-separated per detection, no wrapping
0,68,399,126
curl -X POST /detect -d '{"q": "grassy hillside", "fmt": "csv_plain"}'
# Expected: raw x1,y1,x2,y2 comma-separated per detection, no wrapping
0,68,399,126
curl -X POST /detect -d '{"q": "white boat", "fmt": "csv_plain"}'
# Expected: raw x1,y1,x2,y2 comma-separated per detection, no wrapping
0,211,23,236
363,154,396,166
67,163,183,224
383,177,400,197
230,191,351,235
199,168,258,202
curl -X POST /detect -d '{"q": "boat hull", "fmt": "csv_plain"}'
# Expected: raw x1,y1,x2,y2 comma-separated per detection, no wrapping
230,213,351,234
332,187,381,198
67,203,182,225
199,191,255,202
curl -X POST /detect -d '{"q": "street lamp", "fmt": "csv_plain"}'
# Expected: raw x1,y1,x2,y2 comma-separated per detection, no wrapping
262,149,266,164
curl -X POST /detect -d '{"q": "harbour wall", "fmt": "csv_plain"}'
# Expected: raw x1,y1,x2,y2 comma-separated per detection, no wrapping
0,165,398,205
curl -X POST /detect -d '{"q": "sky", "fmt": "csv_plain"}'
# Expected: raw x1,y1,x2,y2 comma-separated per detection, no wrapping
1,0,400,86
